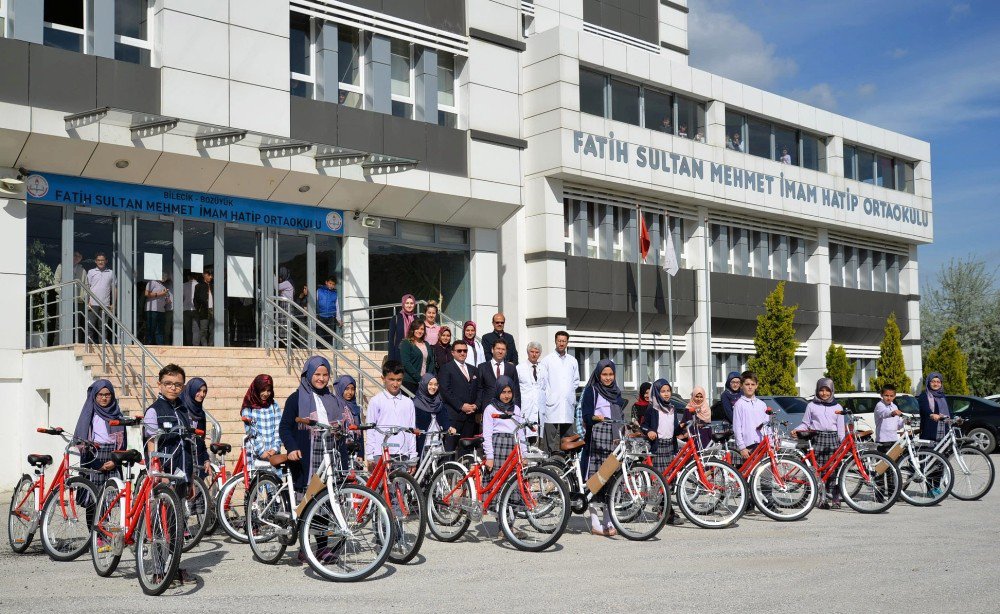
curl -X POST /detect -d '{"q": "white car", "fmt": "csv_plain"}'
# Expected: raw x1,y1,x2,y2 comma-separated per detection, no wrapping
814,392,920,435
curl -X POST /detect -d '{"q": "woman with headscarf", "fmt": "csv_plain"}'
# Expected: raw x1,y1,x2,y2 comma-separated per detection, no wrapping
683,385,714,448
412,373,456,455
73,379,126,493
279,356,347,492
917,372,951,442
432,325,453,375
387,294,417,362
642,379,685,526
180,377,211,477
277,267,294,301
240,374,282,461
461,321,485,369
481,375,527,472
400,319,434,395
720,371,742,423
581,359,627,536
793,377,845,509
334,375,363,469
631,381,652,425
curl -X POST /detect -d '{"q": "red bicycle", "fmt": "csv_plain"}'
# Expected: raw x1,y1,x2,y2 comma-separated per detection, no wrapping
89,416,185,596
426,413,571,551
210,416,266,543
7,426,100,561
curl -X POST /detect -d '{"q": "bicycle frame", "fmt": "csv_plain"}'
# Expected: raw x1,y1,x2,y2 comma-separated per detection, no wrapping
93,457,165,548
659,435,725,491
562,421,655,506
799,416,871,484
12,430,88,529
440,425,537,515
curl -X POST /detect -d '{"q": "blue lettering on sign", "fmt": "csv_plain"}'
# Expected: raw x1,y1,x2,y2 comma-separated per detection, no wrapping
25,173,345,235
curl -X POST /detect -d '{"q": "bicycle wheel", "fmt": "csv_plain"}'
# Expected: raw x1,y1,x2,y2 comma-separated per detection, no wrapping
246,473,291,565
180,478,211,552
898,448,954,506
949,446,995,501
300,485,393,582
91,481,126,577
675,459,747,529
203,474,220,535
426,463,473,542
608,464,669,541
749,457,818,522
386,470,426,564
497,466,570,552
7,475,37,553
216,474,250,543
40,476,98,561
838,451,901,513
135,484,183,596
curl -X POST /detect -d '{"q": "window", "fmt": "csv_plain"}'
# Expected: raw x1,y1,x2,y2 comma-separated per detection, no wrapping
337,27,362,108
289,12,314,98
873,251,886,292
751,231,768,278
725,111,745,152
876,155,894,189
711,224,729,273
0,0,7,38
579,69,607,117
747,117,771,159
843,246,857,288
44,0,86,52
390,39,414,118
770,234,788,280
438,226,468,245
829,243,842,286
886,253,900,293
436,52,458,127
843,145,857,179
895,161,915,194
731,228,749,275
858,248,872,290
676,95,703,141
586,202,599,258
801,132,823,171
789,237,806,282
612,207,626,262
774,126,797,165
114,0,152,65
610,79,640,126
857,149,875,184
563,199,573,255
644,89,672,134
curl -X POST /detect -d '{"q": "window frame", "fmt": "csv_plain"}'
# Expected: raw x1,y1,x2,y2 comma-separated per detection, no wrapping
0,0,9,38
289,13,317,98
390,39,415,119
436,51,459,127
43,0,89,53
113,0,154,65
336,26,364,109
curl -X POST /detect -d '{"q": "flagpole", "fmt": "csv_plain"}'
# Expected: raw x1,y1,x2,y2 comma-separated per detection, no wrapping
667,269,674,381
636,204,644,387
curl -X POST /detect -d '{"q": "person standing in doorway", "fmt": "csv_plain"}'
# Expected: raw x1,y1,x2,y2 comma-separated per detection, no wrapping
182,272,198,345
193,268,214,346
482,312,519,365
387,294,417,362
144,274,169,345
316,276,341,346
540,330,580,453
516,341,547,446
85,252,116,344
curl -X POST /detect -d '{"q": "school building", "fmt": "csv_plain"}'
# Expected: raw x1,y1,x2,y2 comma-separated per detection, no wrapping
0,1,931,484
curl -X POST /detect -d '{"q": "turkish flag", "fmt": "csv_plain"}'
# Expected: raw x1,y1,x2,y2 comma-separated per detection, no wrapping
639,212,651,262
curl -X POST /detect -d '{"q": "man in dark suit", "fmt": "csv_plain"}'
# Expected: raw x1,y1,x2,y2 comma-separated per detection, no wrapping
437,340,480,452
481,312,519,364
477,339,520,412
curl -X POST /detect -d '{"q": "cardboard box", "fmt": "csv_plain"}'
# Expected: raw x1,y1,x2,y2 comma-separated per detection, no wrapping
585,453,621,495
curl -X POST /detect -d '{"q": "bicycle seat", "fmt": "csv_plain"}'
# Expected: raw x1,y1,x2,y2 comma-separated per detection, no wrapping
856,429,874,439
795,431,817,441
268,454,292,468
27,454,53,467
711,430,733,443
210,443,232,455
112,449,143,466
560,438,586,452
459,436,484,449
560,433,582,445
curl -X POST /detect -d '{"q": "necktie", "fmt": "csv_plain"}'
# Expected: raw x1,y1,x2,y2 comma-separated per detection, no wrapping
460,363,468,380
496,362,501,378
533,364,537,382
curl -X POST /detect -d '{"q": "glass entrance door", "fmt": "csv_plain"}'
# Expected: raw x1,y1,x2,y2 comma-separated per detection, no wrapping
224,227,261,347
277,232,308,309
183,220,215,346
135,218,174,345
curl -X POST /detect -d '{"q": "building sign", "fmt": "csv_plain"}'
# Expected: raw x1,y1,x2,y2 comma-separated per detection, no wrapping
25,173,345,235
571,131,930,229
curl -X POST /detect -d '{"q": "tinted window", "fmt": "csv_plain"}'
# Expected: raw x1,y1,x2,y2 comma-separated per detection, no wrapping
580,69,606,117
610,79,640,126
725,111,745,152
774,126,797,164
747,118,771,159
801,133,822,170
645,89,673,133
950,398,972,414
675,96,700,140
843,145,857,179
897,395,918,414
858,149,875,184
775,397,807,413
853,397,878,414
289,13,311,75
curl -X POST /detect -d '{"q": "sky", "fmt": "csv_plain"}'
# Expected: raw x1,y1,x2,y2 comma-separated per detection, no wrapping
686,0,1000,287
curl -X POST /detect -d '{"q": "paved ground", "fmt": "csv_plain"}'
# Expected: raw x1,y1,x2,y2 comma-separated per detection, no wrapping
1,488,998,613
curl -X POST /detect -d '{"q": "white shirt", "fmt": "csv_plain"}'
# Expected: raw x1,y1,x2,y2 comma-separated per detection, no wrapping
364,390,416,460
541,350,579,425
312,393,330,425
182,280,197,311
516,360,548,425
463,339,486,369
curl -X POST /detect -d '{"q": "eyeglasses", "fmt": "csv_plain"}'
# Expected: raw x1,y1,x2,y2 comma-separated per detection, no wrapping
454,349,468,354
160,381,184,389
95,392,113,398
493,321,504,325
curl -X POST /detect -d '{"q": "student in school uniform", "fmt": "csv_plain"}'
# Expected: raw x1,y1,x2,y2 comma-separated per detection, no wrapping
631,382,651,425
874,385,904,453
413,373,456,455
642,380,685,526
179,377,211,478
720,371,742,423
793,378,846,509
482,376,528,474
142,364,193,503
240,374,282,461
334,374,364,468
683,385,714,449
731,371,769,468
364,360,417,468
581,359,628,537
73,379,126,495
917,372,952,442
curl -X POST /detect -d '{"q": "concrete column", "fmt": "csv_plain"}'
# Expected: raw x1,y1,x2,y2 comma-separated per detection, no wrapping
687,207,712,393
801,229,832,396
58,207,75,345
705,100,726,148
91,0,114,58
827,135,844,177
902,245,922,392
316,20,339,103
340,218,370,347
9,0,43,44
470,228,500,332
523,176,568,355
171,218,183,344
913,161,932,199
500,209,526,350
0,169,26,375
365,34,391,115
213,223,224,347
415,46,437,123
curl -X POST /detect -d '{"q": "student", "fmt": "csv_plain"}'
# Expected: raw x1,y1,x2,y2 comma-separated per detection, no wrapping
277,267,294,301
179,378,211,478
334,374,363,468
144,275,169,345
142,364,192,493
73,379,126,494
422,301,442,346
413,373,455,455
364,360,417,467
780,148,792,164
240,374,282,461
641,379,684,526
631,382,651,425
720,371,742,423
432,326,453,376
918,372,951,441
684,385,714,448
316,276,341,345
387,294,417,362
400,319,434,395
581,359,627,537
874,385,904,453
732,371,768,467
461,321,486,368
193,269,214,346
482,376,528,472
279,356,345,492
793,378,846,509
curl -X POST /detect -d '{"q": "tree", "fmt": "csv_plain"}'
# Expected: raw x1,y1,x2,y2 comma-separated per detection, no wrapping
923,326,970,394
870,312,912,393
748,282,799,395
825,344,855,393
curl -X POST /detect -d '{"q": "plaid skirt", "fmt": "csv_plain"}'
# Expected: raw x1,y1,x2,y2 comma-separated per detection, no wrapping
492,433,517,469
812,431,840,472
650,439,677,474
586,422,616,480
310,430,338,478
937,421,948,441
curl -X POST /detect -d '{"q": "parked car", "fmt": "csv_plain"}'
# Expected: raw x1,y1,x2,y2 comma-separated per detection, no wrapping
938,396,1000,454
835,392,918,435
984,394,1000,403
706,396,807,435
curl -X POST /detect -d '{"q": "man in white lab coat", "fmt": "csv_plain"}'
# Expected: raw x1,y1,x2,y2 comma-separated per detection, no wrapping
540,331,580,453
516,341,548,446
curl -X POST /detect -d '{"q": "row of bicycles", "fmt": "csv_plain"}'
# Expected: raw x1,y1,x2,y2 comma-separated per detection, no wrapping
8,406,995,595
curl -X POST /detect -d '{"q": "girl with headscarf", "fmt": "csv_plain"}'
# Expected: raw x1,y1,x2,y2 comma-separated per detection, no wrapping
413,373,456,454
683,385,714,448
793,377,845,509
631,381,652,425
481,375,528,472
461,321,485,368
642,380,682,474
277,267,294,301
720,371,742,423
387,294,417,362
73,379,126,492
918,372,951,442
334,375,363,469
581,359,627,536
432,325,453,375
241,374,282,461
279,356,346,491
180,377,211,476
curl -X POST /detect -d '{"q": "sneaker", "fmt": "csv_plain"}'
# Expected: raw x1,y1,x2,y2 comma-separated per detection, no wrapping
929,487,942,497
818,501,831,510
667,513,685,526
830,501,842,510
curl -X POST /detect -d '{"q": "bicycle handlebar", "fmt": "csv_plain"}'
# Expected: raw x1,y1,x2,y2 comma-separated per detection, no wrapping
295,416,342,433
37,426,64,435
109,416,143,427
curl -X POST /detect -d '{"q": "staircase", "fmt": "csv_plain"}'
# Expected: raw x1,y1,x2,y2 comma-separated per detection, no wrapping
75,345,387,449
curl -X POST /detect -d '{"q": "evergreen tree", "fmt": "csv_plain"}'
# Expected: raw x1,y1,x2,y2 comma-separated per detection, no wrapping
923,326,970,394
824,343,855,393
748,282,799,395
870,312,912,392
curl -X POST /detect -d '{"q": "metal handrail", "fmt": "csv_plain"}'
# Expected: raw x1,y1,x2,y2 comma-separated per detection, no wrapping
25,280,222,443
262,296,414,401
340,299,479,351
